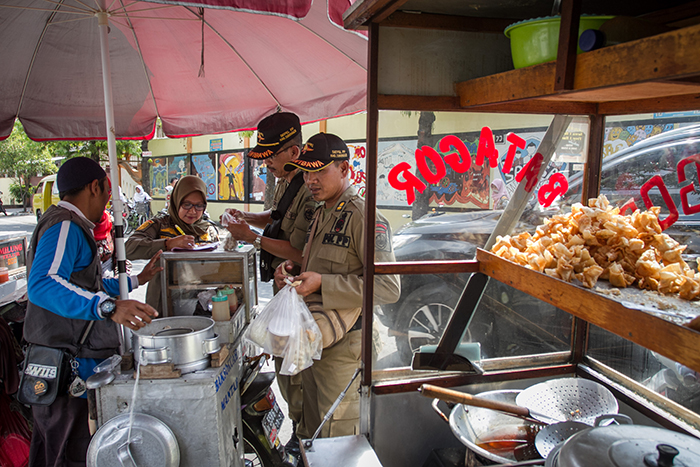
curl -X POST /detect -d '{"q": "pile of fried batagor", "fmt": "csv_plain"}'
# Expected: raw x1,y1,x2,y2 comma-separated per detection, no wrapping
490,195,700,300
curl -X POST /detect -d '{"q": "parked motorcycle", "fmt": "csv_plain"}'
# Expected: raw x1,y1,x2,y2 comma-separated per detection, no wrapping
240,353,297,467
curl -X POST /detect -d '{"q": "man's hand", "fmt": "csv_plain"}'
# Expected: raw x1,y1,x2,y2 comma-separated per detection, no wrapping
111,300,159,330
273,260,295,290
226,219,255,243
165,235,195,250
290,271,322,297
137,250,164,284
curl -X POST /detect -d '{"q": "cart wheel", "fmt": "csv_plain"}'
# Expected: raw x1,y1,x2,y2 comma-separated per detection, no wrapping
243,425,277,467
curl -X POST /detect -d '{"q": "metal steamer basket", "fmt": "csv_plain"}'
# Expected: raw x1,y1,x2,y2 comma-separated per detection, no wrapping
132,316,220,373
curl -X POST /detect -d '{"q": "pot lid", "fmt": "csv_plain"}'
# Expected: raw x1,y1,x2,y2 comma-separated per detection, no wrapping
87,413,180,467
555,425,700,467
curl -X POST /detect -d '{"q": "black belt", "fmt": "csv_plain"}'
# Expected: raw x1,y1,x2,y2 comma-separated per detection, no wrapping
349,316,362,332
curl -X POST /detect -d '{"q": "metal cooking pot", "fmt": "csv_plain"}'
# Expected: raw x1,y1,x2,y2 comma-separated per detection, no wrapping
132,316,220,373
546,423,700,467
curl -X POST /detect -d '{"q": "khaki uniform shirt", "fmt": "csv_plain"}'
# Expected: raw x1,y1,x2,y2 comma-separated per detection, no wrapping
125,214,218,312
269,176,318,270
303,186,400,311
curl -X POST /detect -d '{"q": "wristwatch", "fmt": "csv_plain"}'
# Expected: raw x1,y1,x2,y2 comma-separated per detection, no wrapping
99,298,117,320
253,235,262,251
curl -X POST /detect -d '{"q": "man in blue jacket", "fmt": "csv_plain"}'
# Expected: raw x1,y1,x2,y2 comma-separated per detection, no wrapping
24,157,161,467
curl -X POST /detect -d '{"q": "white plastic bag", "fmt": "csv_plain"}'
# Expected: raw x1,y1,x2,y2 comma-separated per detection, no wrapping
245,283,323,375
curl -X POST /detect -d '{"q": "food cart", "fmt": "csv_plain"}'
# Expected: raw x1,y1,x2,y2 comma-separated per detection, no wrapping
301,1,700,466
92,246,257,466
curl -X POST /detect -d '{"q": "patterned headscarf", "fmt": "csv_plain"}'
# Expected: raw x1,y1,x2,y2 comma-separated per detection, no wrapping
167,175,209,238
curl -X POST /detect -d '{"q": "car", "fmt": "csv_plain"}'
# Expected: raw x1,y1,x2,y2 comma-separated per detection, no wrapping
381,123,700,365
32,174,60,220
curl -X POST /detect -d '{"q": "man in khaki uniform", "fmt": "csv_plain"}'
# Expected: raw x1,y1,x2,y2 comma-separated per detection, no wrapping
225,112,317,453
275,133,400,439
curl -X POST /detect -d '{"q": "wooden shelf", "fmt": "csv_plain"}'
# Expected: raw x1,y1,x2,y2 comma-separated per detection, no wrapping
476,249,700,374
456,23,700,115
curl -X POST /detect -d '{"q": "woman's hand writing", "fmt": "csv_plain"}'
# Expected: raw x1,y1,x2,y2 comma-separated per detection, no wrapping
165,235,195,250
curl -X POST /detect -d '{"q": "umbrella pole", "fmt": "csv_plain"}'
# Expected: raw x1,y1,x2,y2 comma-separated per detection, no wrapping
98,8,131,354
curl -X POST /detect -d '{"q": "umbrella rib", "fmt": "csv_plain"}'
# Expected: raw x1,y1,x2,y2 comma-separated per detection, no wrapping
15,0,69,123
0,2,91,15
202,11,282,107
118,0,161,121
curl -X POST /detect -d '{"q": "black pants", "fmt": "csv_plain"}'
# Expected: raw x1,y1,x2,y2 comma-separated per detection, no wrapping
29,395,91,467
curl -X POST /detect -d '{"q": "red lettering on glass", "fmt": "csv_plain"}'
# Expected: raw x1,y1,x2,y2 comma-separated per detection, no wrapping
415,146,447,184
537,172,568,208
620,198,639,216
354,146,366,159
503,132,526,174
476,127,499,168
677,154,700,215
438,135,472,172
388,161,426,205
515,153,544,193
640,175,678,230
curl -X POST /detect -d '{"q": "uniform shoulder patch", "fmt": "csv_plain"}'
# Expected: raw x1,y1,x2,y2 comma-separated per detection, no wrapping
375,220,391,252
136,219,154,232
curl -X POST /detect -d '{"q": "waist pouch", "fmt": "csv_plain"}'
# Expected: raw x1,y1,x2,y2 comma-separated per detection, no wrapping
306,294,361,349
17,344,72,406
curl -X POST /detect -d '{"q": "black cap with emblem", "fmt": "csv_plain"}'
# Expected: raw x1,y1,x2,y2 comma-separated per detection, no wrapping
248,112,301,160
284,133,349,172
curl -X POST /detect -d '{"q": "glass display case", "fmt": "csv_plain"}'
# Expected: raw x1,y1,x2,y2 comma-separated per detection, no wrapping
159,245,257,322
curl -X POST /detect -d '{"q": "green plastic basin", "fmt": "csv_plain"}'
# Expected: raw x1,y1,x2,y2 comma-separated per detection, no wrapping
504,15,614,68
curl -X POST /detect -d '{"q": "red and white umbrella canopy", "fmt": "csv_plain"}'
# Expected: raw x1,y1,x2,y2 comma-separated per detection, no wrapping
0,0,367,141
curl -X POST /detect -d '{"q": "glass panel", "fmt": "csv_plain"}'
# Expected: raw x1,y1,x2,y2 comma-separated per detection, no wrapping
465,281,573,362
587,325,700,415
373,273,573,370
373,111,586,372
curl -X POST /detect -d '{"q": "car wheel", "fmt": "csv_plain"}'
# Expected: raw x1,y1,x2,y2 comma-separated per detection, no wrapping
395,285,460,363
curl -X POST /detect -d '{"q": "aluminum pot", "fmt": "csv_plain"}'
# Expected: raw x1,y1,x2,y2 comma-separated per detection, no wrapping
132,316,220,373
545,423,700,467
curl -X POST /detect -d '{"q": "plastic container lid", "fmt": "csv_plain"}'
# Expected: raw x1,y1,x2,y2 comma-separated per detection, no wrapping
211,292,227,302
219,288,235,296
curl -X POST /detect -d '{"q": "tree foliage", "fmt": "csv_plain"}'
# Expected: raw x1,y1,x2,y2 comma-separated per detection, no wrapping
50,139,142,164
0,121,57,209
0,122,143,209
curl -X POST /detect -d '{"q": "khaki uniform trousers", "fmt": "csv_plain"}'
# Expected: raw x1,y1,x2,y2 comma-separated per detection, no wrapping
297,330,362,440
274,358,303,424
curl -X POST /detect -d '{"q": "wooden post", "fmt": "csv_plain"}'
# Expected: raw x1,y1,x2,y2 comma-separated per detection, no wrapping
554,0,582,91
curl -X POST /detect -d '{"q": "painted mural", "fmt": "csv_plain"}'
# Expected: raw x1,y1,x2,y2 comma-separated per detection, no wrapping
218,152,245,201
249,159,267,202
377,141,414,207
603,123,677,158
169,156,189,185
149,157,168,197
192,154,217,201
347,142,367,199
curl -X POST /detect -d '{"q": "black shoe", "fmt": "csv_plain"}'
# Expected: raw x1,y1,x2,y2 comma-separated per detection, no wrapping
284,420,301,457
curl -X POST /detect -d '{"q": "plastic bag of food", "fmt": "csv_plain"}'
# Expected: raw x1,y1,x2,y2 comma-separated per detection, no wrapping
245,282,323,375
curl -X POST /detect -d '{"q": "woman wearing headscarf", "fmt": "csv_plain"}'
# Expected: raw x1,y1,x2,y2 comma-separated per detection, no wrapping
491,178,509,210
126,176,219,312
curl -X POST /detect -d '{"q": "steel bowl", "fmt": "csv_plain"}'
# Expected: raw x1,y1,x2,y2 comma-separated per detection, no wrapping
449,389,538,464
132,316,220,373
